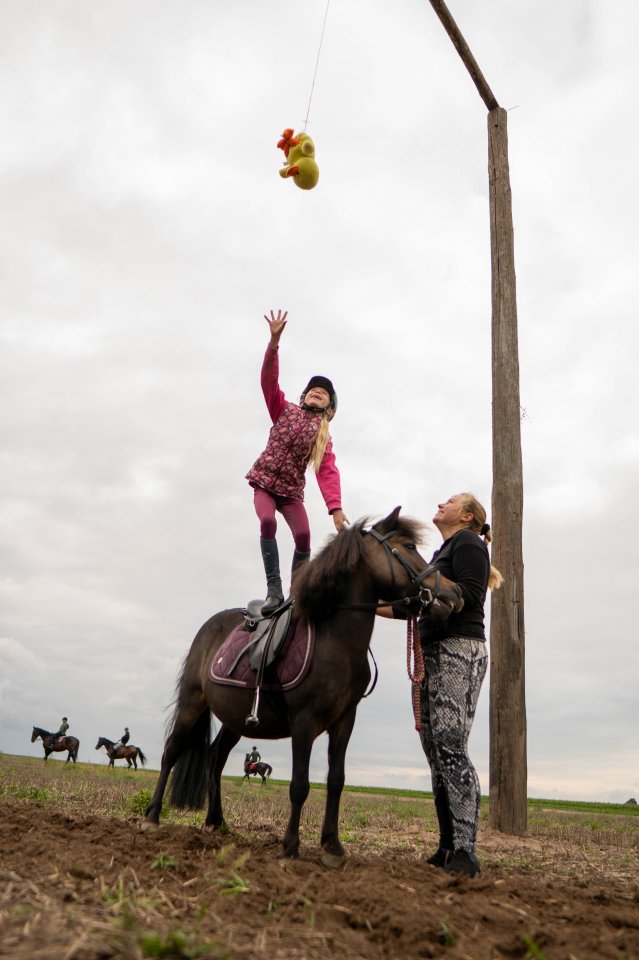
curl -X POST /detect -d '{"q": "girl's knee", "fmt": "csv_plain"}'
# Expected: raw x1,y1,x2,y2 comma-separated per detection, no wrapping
260,519,277,539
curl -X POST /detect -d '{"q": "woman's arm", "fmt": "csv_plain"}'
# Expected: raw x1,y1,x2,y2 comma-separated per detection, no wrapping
376,605,395,618
450,536,490,607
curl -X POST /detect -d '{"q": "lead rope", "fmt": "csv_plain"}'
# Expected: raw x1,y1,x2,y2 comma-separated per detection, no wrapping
407,617,425,731
303,0,331,131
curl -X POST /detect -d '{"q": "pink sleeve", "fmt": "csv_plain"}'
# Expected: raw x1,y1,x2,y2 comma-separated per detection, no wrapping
261,346,287,423
316,441,342,513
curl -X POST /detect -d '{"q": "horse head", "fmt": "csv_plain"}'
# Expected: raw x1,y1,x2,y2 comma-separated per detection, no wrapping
366,508,464,619
95,737,105,750
31,727,38,742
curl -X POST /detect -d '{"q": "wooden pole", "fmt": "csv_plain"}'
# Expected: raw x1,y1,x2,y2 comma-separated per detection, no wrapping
426,1,527,834
487,107,527,834
427,0,499,109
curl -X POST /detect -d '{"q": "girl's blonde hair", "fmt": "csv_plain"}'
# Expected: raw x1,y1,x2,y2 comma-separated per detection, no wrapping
308,414,331,472
457,492,504,591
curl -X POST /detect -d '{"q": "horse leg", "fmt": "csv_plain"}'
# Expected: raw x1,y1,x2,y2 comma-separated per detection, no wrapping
282,733,314,859
143,700,207,829
204,725,240,829
320,704,358,869
132,757,137,771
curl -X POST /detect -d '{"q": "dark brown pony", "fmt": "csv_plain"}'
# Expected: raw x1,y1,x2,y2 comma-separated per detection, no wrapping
31,726,80,763
142,508,462,867
95,736,148,770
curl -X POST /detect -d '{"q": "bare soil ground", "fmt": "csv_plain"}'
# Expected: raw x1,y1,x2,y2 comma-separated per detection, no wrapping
0,756,637,959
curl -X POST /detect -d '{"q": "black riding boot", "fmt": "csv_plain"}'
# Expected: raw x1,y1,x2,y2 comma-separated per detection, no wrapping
427,781,454,868
291,549,311,582
260,538,284,615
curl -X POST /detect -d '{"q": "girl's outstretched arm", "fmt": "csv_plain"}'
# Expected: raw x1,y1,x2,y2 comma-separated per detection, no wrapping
265,308,288,348
260,309,288,422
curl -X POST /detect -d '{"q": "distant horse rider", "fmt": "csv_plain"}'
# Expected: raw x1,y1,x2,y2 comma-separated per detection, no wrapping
49,717,69,748
114,727,130,750
247,746,261,767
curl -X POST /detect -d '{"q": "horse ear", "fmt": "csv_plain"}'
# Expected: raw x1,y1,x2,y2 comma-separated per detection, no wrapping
375,506,402,534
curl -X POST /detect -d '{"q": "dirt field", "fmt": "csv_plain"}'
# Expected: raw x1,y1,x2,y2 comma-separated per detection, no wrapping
0,755,637,959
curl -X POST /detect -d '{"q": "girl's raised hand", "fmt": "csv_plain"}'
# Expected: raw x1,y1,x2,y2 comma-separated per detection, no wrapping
265,309,288,345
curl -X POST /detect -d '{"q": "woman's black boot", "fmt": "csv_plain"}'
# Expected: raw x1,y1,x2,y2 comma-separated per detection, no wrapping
426,847,453,868
444,849,481,877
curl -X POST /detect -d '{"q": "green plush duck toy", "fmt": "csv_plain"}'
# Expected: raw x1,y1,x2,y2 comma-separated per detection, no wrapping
277,128,319,191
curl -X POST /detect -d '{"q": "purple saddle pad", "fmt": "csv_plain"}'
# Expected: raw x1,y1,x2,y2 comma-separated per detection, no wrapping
209,617,314,691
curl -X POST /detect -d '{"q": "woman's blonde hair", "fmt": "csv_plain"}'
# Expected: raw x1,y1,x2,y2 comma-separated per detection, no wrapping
308,415,331,472
457,492,504,591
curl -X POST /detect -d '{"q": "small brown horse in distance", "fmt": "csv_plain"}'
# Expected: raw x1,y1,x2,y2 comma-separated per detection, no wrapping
143,508,463,867
31,726,80,763
95,737,148,770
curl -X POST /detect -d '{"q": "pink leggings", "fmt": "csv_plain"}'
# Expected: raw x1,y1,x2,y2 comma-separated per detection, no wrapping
253,488,311,553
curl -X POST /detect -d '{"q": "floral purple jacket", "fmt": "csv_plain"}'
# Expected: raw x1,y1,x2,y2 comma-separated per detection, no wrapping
246,346,342,512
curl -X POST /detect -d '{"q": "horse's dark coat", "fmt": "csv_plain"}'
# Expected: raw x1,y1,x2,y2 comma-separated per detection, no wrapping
143,509,462,867
95,736,147,770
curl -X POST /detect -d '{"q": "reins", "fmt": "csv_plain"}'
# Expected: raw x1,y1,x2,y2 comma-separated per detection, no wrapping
335,526,446,722
407,617,425,732
330,527,450,731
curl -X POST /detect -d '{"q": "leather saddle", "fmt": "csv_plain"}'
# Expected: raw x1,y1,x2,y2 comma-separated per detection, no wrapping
240,597,294,671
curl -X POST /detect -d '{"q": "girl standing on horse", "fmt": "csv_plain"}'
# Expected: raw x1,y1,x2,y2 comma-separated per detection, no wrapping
246,309,348,614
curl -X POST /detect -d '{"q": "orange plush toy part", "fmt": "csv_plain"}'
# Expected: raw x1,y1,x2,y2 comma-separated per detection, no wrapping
277,128,319,191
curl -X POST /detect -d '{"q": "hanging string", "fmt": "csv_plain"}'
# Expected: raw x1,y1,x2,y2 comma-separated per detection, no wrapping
303,0,331,131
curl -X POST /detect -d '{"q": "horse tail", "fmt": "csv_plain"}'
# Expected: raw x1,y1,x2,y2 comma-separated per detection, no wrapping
137,748,148,768
74,739,80,761
265,764,273,778
168,708,213,810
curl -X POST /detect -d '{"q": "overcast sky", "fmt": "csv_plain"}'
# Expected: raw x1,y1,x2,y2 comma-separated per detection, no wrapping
1,1,638,805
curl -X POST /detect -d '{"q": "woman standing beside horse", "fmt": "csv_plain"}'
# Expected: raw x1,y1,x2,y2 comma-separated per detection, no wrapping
379,492,502,877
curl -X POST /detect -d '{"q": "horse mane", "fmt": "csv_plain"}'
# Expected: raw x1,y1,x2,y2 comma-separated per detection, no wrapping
295,514,426,623
34,726,52,737
100,737,116,747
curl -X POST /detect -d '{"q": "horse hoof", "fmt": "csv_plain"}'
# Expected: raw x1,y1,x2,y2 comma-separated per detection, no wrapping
200,821,226,832
320,848,346,870
140,820,159,833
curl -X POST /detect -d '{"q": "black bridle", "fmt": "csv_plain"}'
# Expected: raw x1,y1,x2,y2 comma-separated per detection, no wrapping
363,527,443,616
338,526,446,699
335,526,445,618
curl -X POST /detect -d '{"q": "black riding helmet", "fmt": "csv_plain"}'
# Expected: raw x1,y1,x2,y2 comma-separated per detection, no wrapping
300,375,338,417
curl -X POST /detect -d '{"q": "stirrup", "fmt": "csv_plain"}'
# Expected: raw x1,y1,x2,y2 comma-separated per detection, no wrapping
245,687,261,726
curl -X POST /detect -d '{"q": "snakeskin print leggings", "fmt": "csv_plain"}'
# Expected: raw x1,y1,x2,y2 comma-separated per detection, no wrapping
418,637,488,854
